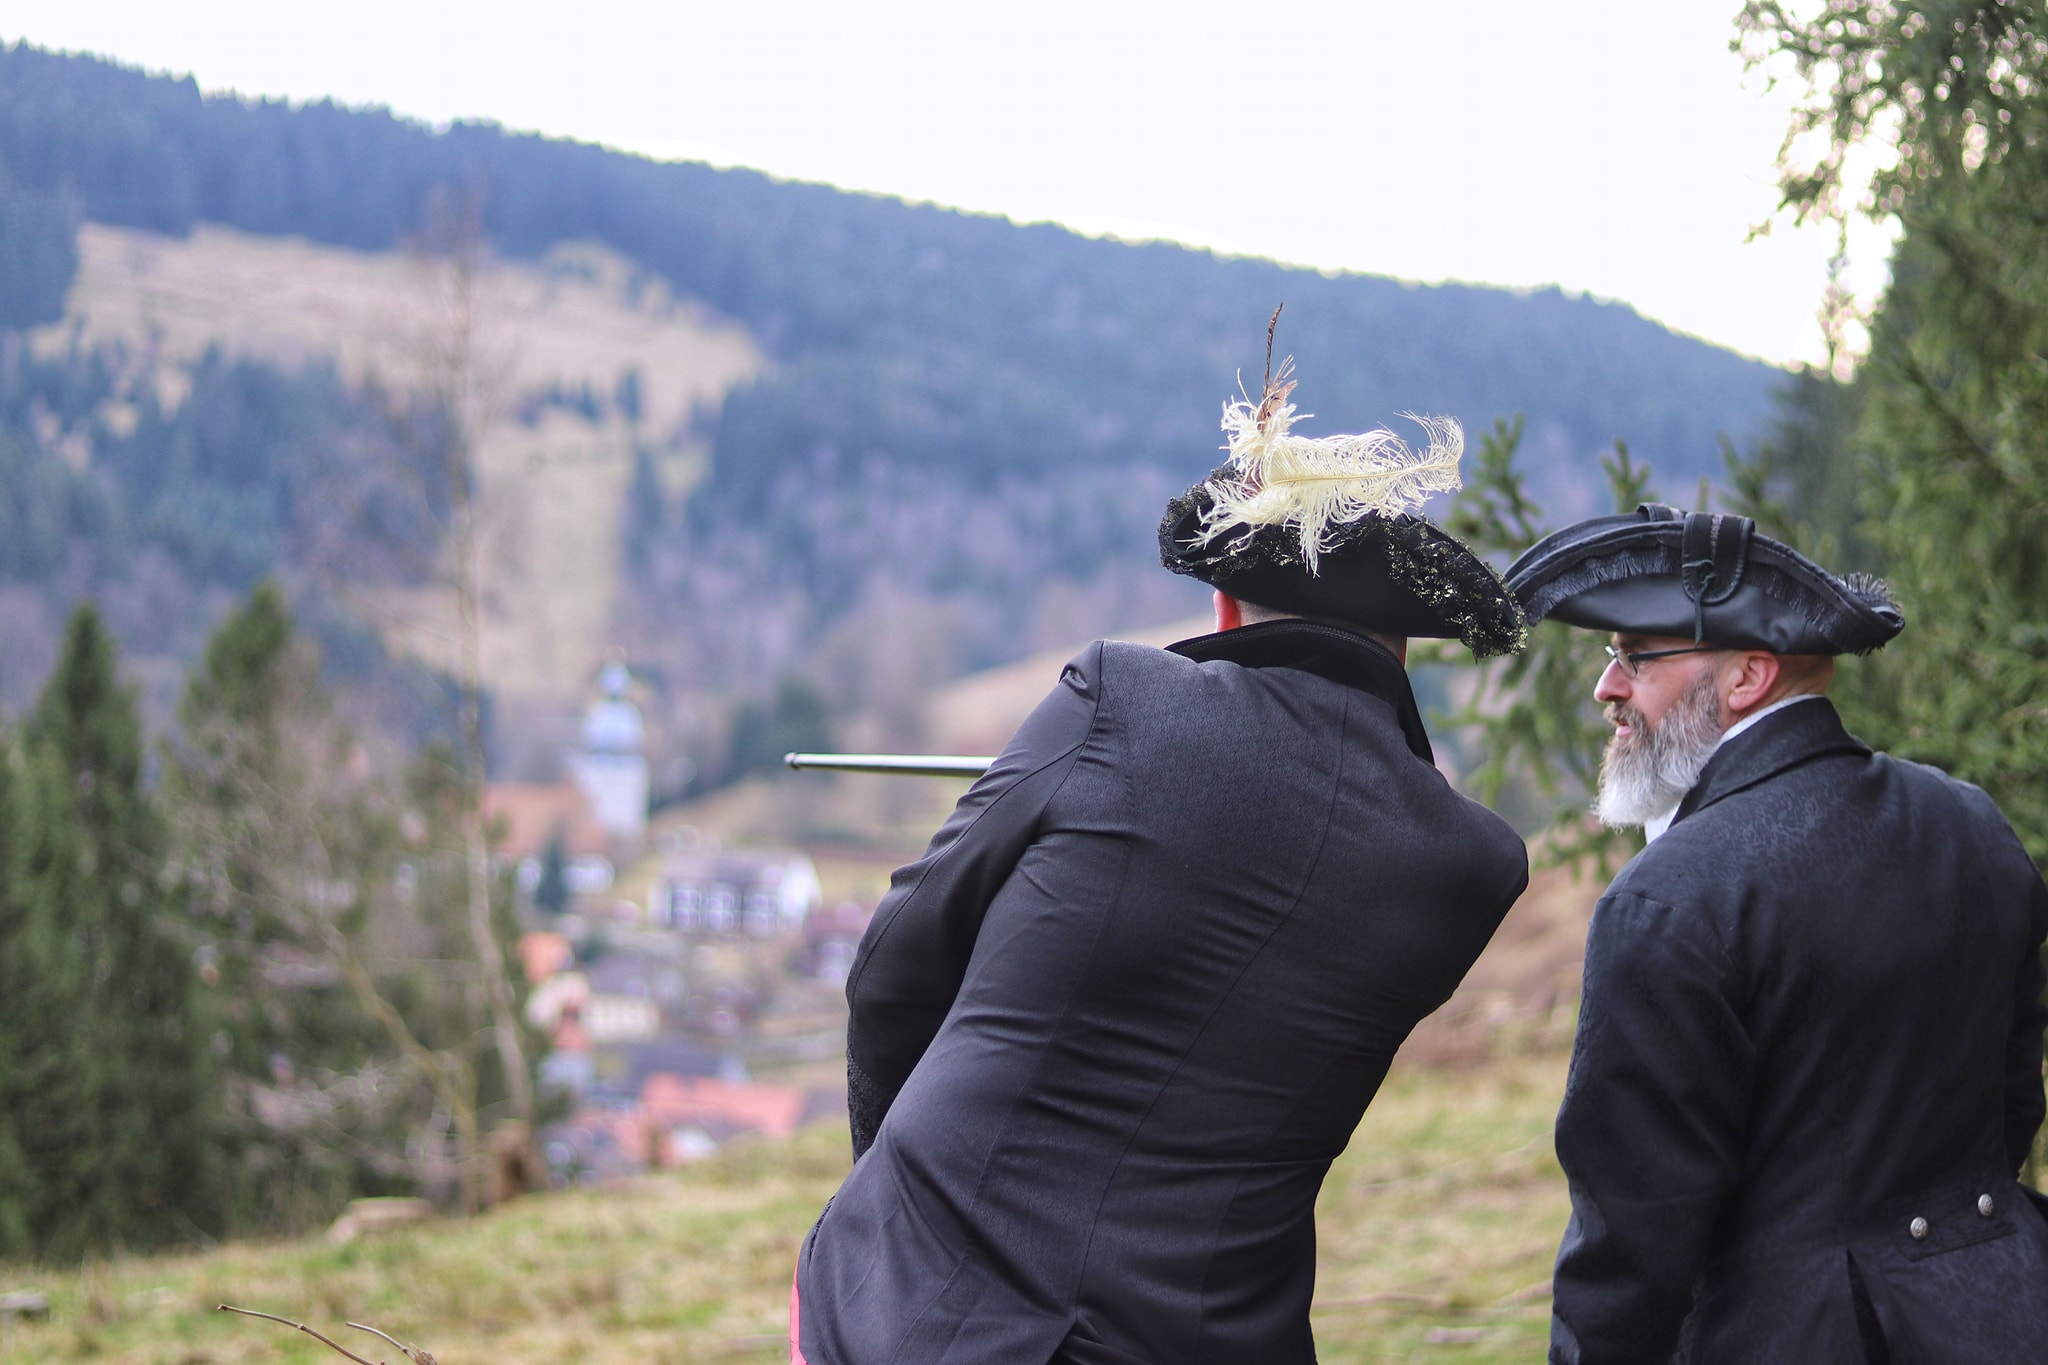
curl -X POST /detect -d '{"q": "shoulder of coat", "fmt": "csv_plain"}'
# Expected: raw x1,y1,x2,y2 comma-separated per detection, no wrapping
1602,838,1715,914
1091,637,1192,683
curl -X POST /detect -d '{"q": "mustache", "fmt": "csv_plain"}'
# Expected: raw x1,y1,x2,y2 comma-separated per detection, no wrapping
1605,702,1647,732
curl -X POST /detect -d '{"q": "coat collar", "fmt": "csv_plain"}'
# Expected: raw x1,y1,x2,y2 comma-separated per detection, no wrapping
1670,696,1870,828
1165,619,1433,763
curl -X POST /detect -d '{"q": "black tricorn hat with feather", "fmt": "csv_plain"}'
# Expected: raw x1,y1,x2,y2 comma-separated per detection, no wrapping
1157,315,1527,658
1504,503,1903,655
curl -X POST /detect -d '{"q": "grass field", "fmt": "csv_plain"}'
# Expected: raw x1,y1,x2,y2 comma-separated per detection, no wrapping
0,1045,1571,1365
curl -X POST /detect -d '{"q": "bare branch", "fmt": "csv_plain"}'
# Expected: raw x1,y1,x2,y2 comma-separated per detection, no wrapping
350,1319,441,1365
217,1304,385,1365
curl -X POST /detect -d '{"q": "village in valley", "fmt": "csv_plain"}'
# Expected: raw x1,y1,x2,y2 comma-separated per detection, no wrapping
494,663,880,1185
488,629,1166,1187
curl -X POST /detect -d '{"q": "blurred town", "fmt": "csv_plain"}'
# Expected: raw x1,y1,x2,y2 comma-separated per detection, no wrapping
498,630,1180,1184
499,662,857,1184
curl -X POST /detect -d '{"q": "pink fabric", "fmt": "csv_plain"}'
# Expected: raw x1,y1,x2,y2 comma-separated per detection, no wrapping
790,1265,809,1365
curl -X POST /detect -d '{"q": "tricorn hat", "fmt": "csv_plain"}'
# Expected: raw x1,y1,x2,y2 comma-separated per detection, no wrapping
1157,356,1527,658
1503,503,1903,655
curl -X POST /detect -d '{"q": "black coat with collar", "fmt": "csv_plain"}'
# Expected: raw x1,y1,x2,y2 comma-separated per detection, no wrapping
1550,699,2048,1365
796,620,1528,1365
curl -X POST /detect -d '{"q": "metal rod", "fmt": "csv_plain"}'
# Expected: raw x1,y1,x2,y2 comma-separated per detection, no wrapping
784,752,995,778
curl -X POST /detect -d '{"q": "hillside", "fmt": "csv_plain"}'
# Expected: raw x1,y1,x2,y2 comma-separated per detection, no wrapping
0,42,1786,786
0,1046,1574,1365
39,223,761,720
43,222,759,710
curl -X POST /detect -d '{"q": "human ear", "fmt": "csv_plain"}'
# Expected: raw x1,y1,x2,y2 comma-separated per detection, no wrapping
1723,651,1782,715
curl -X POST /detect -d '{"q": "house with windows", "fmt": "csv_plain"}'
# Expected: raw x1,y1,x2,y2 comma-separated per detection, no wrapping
647,845,821,937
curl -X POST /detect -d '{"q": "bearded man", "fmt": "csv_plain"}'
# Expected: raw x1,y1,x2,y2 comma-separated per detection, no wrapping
1506,504,2048,1365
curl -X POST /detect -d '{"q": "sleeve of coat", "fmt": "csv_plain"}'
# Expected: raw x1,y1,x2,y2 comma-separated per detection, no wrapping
2003,871,2048,1174
1549,889,1755,1365
1961,782,2048,1174
842,643,1105,1159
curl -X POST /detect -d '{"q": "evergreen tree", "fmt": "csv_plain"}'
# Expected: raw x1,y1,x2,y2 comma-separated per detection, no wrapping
621,444,664,576
0,157,78,329
0,734,47,1257
531,832,570,917
1740,1,2048,863
723,674,833,785
0,604,220,1257
1426,419,1656,872
167,581,537,1223
168,582,387,1229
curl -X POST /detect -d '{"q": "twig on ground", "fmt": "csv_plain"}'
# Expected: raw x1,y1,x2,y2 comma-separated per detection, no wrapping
350,1318,440,1364
1500,1277,1554,1304
217,1304,383,1365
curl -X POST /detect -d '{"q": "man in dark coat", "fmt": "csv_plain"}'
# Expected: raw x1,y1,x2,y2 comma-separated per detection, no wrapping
794,360,1532,1365
1507,504,2048,1364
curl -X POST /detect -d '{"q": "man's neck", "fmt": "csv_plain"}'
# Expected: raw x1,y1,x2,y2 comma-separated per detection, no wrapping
1215,595,1407,664
1720,691,1826,747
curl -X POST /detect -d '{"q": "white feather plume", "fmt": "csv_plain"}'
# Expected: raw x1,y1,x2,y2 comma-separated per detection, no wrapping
1195,361,1465,573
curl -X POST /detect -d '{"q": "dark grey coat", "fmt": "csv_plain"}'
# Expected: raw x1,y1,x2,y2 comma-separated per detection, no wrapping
796,621,1528,1365
1551,699,2048,1364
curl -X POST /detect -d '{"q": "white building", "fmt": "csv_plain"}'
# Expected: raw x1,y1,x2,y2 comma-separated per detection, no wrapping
571,662,650,844
649,846,823,937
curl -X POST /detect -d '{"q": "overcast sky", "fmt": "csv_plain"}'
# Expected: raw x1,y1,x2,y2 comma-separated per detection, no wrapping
3,1,1891,369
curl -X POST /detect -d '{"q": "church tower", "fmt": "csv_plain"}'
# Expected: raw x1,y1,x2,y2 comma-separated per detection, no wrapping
572,662,650,844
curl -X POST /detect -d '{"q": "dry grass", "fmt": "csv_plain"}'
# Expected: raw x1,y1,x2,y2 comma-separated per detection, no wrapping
0,1128,849,1364
1312,1046,1571,1362
0,1044,1571,1364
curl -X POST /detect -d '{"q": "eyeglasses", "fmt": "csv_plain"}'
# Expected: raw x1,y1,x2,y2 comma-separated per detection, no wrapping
1603,643,1723,678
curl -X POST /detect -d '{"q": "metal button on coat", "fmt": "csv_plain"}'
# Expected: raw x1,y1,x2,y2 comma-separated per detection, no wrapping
1910,1216,1930,1240
1979,1194,1995,1216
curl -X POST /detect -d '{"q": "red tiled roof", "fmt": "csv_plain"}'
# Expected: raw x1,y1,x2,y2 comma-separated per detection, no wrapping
638,1073,807,1142
484,783,611,859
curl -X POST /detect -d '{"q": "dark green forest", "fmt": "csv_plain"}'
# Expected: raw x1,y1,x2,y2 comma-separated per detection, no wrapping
0,42,1773,499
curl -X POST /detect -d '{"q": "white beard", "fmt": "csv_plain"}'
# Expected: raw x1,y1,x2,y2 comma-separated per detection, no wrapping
1594,669,1726,829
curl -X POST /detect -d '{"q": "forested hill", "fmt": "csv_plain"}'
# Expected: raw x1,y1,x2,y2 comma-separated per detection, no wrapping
0,42,1781,771
0,42,1774,490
